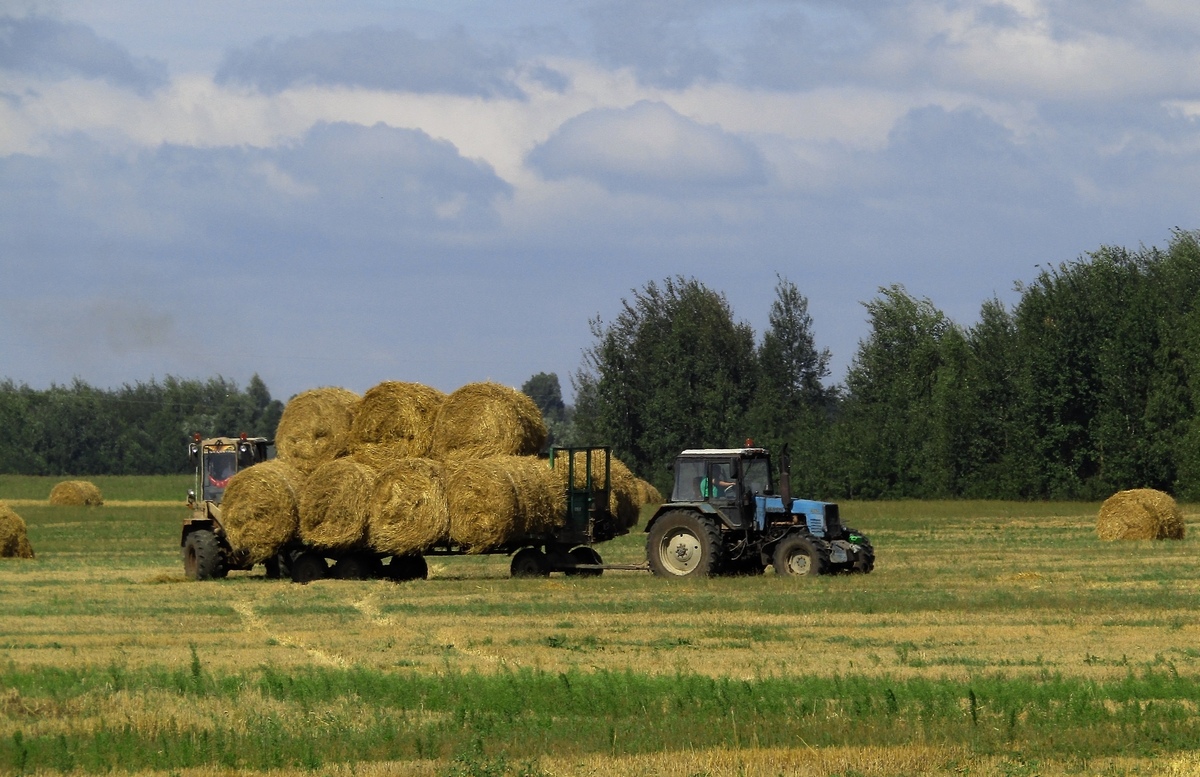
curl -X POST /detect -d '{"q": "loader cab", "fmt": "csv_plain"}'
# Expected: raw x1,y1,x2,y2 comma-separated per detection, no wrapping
669,448,773,528
187,435,274,506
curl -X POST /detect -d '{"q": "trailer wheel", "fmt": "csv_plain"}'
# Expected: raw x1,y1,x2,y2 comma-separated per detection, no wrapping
290,552,329,584
510,547,550,578
264,554,290,580
332,552,381,580
182,530,225,581
647,511,722,578
772,534,827,577
386,554,428,582
565,546,603,577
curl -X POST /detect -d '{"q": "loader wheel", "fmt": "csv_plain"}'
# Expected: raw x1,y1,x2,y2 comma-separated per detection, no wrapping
565,546,603,577
773,534,827,577
647,511,722,578
386,554,428,582
510,547,550,578
182,530,225,581
290,552,329,584
853,542,876,574
331,552,381,580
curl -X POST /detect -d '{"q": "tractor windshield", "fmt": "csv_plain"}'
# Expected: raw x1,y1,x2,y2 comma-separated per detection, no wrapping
742,458,771,495
203,450,237,503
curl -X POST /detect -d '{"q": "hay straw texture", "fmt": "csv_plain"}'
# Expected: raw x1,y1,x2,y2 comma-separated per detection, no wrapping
351,442,418,472
0,501,35,559
547,452,644,530
299,458,377,550
636,479,664,505
348,381,445,459
275,387,361,473
1097,488,1186,541
431,382,548,461
48,480,103,506
446,456,565,552
221,459,305,564
369,458,451,555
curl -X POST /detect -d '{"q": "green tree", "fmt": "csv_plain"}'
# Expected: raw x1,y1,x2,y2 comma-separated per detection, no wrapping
521,372,574,451
573,276,757,489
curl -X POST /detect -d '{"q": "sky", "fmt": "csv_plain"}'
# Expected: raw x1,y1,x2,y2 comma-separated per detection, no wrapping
1,1,1198,403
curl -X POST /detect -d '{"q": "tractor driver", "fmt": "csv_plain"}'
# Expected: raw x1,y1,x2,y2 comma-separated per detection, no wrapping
701,463,735,498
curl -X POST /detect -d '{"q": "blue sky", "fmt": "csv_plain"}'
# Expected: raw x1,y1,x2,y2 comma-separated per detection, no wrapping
2,1,1198,402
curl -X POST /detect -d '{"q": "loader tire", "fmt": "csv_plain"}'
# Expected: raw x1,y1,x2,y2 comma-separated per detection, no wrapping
183,529,225,581
773,534,827,577
647,511,723,578
853,542,876,574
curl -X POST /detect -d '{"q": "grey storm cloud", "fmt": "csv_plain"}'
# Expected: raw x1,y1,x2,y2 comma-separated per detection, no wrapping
0,14,167,93
215,26,525,97
587,0,722,88
528,101,766,193
0,122,512,279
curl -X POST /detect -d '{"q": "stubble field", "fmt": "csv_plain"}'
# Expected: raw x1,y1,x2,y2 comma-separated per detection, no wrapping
2,474,1200,776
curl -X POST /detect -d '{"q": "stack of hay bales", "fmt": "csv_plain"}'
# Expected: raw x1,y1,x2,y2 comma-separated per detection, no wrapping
0,501,35,559
1096,488,1186,541
220,378,657,562
48,480,103,506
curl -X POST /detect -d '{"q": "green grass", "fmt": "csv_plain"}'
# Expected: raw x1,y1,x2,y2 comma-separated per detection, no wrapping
3,661,1200,774
0,474,191,502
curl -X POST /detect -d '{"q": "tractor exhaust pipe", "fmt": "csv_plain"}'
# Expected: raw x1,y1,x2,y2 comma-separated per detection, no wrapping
778,443,792,507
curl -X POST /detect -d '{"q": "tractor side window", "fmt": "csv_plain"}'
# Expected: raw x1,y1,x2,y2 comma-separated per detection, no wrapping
673,460,706,501
703,462,736,499
743,459,771,495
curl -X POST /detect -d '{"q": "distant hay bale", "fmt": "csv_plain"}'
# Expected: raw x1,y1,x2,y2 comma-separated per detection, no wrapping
369,458,451,556
431,382,548,461
299,458,377,550
0,501,35,559
1097,488,1186,541
275,387,361,473
446,456,565,552
221,459,305,564
48,480,104,506
348,381,445,459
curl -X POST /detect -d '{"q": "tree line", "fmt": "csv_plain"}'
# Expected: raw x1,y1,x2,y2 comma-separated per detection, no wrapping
0,376,283,475
569,230,1200,501
4,230,1198,500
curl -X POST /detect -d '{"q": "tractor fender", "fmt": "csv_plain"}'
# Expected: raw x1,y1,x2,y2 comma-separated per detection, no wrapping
645,502,724,534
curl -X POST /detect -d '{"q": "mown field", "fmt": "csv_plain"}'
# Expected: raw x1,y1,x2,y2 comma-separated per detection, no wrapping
3,474,1200,776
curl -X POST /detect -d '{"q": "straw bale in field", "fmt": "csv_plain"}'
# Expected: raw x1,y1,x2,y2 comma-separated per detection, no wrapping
348,381,445,459
275,387,361,473
221,459,305,564
446,456,565,552
369,458,451,555
48,480,104,506
431,382,547,461
0,501,35,559
1096,488,1185,541
299,458,377,550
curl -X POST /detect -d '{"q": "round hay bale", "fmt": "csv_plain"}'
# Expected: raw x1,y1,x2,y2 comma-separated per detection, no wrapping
350,442,415,472
430,382,547,461
1097,488,1185,541
299,458,377,550
445,456,564,552
348,381,445,459
369,458,451,556
275,387,361,473
221,459,306,564
48,480,104,506
636,479,664,506
547,451,642,530
0,501,35,559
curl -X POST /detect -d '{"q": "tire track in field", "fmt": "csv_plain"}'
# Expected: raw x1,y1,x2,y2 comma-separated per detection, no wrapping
350,594,393,626
231,600,349,668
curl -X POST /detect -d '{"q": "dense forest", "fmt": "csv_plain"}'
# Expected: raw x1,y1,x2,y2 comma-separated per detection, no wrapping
3,231,1199,501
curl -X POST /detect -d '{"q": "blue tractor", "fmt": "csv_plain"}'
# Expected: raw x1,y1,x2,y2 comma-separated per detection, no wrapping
645,445,874,577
